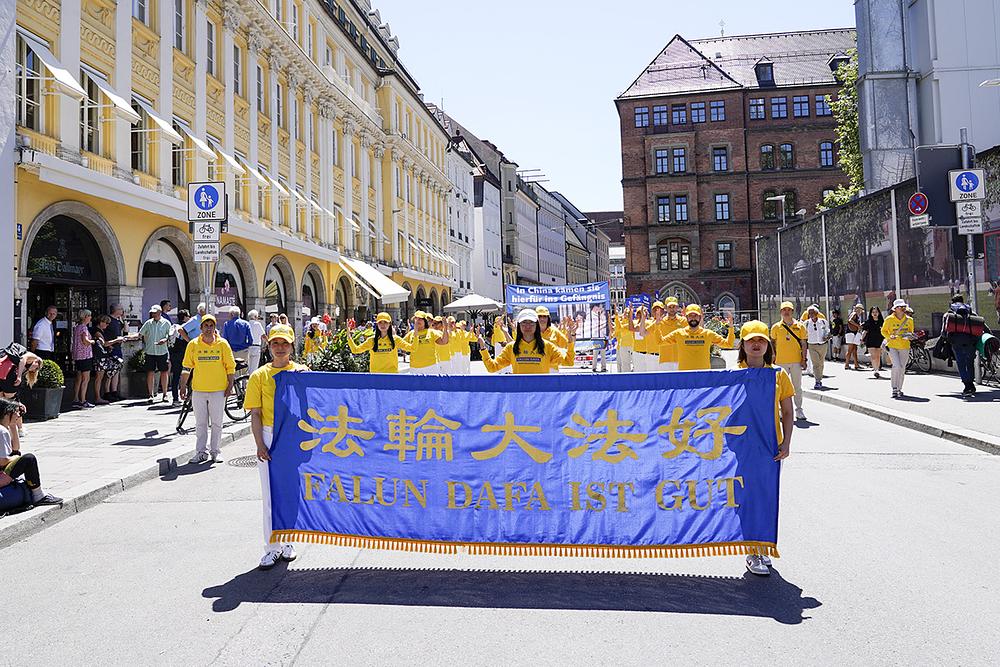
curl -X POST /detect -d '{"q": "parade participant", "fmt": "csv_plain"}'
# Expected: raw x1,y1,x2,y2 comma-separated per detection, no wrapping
629,306,654,372
736,320,793,576
477,308,576,374
455,321,475,375
882,299,915,398
431,316,455,373
614,307,635,373
443,317,464,374
347,313,409,373
660,305,734,371
770,301,807,421
536,307,573,373
179,314,235,463
246,324,308,569
303,318,324,356
654,298,684,371
491,315,511,357
403,311,450,374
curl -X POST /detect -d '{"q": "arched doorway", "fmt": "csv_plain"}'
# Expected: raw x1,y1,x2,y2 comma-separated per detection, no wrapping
334,275,353,326
430,288,439,315
441,290,450,309
215,254,247,324
25,215,108,369
657,281,699,307
401,282,413,321
141,239,189,315
415,286,430,313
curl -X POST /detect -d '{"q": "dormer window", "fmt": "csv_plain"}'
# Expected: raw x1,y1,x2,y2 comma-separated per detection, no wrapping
755,59,774,87
829,53,850,73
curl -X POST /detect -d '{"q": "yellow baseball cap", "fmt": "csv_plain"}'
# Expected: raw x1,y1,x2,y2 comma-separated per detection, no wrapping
665,297,679,306
375,312,391,323
267,324,295,343
684,304,703,316
200,313,217,325
433,315,443,322
780,301,795,311
446,316,456,323
535,306,551,317
413,311,428,320
652,300,665,310
740,320,770,341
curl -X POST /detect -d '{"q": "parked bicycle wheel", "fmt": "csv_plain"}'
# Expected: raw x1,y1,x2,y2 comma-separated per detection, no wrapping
981,350,1000,383
224,374,250,422
906,347,932,374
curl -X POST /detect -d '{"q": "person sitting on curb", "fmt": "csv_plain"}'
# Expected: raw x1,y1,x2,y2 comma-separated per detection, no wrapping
0,398,62,508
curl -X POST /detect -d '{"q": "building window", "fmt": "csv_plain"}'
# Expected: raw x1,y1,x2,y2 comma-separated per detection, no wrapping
258,167,269,218
783,191,797,219
80,74,102,154
275,0,283,23
293,98,300,140
174,0,185,51
655,149,669,174
760,144,775,170
657,196,670,223
710,100,726,122
672,148,686,173
820,141,835,168
275,83,283,127
130,100,147,173
307,111,314,148
674,195,689,222
793,95,810,117
634,106,649,127
652,105,668,126
715,194,731,221
233,44,242,96
256,65,264,111
779,143,794,169
771,96,787,119
133,0,148,24
15,37,42,132
763,190,778,220
659,242,690,271
717,242,733,269
671,104,687,125
691,102,706,123
171,122,186,187
291,3,300,42
816,94,833,116
749,97,765,120
206,21,216,76
822,188,836,201
713,147,728,172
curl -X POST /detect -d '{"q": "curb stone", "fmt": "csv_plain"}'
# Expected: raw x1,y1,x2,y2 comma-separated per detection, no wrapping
0,424,252,550
803,389,1000,456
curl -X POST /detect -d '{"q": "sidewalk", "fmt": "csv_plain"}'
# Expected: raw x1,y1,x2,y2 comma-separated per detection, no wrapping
1,399,252,547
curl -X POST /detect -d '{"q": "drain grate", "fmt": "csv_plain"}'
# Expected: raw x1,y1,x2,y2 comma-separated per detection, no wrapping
227,455,259,468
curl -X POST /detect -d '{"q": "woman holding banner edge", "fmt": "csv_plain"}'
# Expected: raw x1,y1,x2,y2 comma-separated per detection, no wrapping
478,309,576,374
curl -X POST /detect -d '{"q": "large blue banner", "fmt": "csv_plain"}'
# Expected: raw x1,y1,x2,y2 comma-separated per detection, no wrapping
269,370,780,558
505,282,611,339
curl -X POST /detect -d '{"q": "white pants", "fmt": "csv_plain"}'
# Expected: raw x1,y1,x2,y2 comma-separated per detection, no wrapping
493,343,511,374
233,347,250,365
889,348,909,392
778,363,804,410
192,390,225,455
247,345,262,375
637,352,655,372
460,355,471,374
660,361,679,372
409,364,437,375
257,427,291,556
618,346,633,373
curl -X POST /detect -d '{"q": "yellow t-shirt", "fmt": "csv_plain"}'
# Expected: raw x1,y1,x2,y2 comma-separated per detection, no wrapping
347,332,408,373
303,330,325,356
633,318,651,354
881,315,915,350
243,361,309,426
491,323,508,345
481,340,571,374
404,328,443,369
540,326,574,367
663,325,735,371
616,315,635,348
770,321,807,365
738,362,794,445
655,316,685,363
181,335,236,392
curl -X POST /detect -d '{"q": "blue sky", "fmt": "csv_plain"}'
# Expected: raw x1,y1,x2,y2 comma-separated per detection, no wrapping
373,1,857,212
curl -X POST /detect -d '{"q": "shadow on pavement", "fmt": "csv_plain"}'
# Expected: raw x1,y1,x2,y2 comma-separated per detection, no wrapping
935,390,1000,403
896,395,930,403
159,461,218,481
202,565,821,624
794,419,820,429
110,437,172,447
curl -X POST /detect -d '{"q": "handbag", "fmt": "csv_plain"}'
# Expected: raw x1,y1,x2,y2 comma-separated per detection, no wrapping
0,478,32,514
932,336,953,361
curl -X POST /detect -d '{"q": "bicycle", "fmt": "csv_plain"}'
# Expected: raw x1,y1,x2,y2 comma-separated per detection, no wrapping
980,335,1000,384
905,330,932,374
175,359,251,434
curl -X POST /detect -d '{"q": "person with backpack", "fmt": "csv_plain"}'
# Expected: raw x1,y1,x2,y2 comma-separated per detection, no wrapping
943,295,989,396
0,398,62,512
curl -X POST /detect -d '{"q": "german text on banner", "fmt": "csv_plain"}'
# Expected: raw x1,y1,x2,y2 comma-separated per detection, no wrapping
268,369,780,558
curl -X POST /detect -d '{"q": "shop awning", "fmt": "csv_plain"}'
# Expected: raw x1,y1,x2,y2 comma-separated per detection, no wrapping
236,156,268,186
132,97,183,145
82,68,141,124
292,189,309,208
266,174,289,198
173,120,216,160
20,35,87,101
207,139,246,175
338,257,410,304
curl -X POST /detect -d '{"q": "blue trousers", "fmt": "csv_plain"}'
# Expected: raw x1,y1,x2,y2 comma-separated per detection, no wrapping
953,345,976,387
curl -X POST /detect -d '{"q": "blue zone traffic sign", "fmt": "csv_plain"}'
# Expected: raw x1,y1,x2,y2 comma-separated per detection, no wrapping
194,184,219,210
956,171,980,193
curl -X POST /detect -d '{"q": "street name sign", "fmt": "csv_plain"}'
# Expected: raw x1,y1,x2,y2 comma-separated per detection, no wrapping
187,181,227,221
192,221,221,243
949,169,986,202
908,192,929,216
909,214,930,229
194,241,220,262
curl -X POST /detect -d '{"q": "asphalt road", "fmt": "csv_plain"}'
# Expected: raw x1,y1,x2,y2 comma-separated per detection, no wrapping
6,399,999,666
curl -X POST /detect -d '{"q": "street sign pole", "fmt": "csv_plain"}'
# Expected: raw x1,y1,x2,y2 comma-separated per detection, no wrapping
959,128,980,383
187,183,227,317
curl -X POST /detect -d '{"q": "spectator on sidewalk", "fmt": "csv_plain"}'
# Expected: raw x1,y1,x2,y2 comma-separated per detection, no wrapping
844,304,865,370
830,309,844,361
104,304,128,401
0,398,62,507
91,315,123,405
180,314,235,464
160,300,174,324
770,302,808,421
0,342,41,450
179,303,206,342
29,305,57,360
265,313,279,334
804,306,831,389
883,299,915,398
248,324,307,569
71,309,95,409
943,295,988,396
169,310,191,407
861,306,886,379
222,306,254,368
140,305,172,404
247,310,266,376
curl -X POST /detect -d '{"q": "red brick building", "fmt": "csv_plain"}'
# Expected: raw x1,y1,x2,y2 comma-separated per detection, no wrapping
615,29,855,312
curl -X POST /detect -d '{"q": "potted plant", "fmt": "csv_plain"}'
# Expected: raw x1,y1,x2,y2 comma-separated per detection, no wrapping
118,350,147,399
304,330,369,372
22,359,65,420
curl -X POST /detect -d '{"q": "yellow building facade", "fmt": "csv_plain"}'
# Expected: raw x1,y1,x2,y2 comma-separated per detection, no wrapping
14,0,454,355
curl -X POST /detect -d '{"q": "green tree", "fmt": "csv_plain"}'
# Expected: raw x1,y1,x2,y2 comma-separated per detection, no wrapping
821,49,863,209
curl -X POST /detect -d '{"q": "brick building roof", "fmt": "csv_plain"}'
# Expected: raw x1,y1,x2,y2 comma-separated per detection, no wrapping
618,28,857,100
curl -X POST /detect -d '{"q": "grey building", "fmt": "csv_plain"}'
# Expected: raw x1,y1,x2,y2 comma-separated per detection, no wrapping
531,184,569,285
856,0,1000,191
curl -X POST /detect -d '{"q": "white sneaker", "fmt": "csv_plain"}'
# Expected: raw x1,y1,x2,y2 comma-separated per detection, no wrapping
794,408,806,420
188,451,210,464
280,544,298,562
746,554,771,576
210,452,222,463
761,555,772,567
259,550,282,570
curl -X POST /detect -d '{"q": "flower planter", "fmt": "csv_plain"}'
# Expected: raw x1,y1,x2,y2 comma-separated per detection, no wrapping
22,387,64,421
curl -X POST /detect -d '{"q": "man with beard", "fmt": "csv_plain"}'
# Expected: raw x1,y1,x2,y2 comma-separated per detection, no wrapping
660,304,735,371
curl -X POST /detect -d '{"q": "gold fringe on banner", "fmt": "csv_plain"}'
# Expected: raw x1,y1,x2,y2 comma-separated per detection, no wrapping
269,530,779,559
